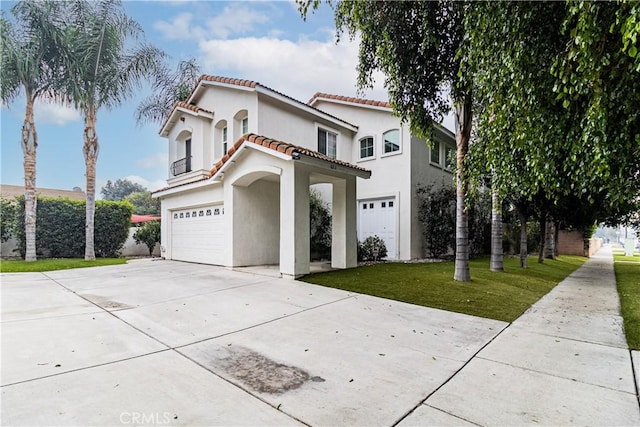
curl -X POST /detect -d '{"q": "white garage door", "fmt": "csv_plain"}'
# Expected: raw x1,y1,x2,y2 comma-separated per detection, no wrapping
358,198,397,260
171,205,225,265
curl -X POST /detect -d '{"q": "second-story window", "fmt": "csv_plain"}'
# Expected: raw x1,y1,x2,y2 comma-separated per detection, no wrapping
383,129,400,154
223,126,228,155
445,144,456,170
241,116,249,134
359,136,374,159
318,128,337,159
430,140,441,165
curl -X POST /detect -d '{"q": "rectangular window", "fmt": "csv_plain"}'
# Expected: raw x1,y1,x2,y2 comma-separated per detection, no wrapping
318,128,337,159
223,127,228,155
445,145,456,170
359,137,374,159
430,140,441,164
241,117,249,134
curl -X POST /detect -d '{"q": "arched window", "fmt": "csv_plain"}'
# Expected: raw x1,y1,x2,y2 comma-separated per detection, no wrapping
383,129,400,154
234,109,249,141
215,120,228,157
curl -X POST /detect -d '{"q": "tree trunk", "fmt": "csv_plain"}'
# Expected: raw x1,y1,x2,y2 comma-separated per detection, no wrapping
518,210,528,268
544,218,555,259
490,188,503,272
83,105,99,261
22,94,38,262
538,215,546,264
453,96,472,282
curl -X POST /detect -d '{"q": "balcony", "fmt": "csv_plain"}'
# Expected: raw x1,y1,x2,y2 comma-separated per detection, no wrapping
171,156,191,176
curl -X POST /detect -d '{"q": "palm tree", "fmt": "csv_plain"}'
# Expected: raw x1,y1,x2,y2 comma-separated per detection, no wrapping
60,0,163,260
135,58,200,125
0,1,64,262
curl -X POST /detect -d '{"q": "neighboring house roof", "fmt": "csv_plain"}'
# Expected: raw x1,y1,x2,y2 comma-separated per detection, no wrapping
0,184,85,200
307,92,393,110
159,101,214,137
209,133,371,179
131,214,160,224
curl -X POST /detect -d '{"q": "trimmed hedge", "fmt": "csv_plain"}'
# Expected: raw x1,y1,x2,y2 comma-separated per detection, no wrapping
15,196,132,258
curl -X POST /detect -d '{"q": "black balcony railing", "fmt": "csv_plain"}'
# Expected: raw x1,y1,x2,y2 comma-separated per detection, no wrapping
171,156,191,176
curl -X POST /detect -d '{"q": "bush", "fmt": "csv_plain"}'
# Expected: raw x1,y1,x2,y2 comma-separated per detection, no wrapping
417,184,455,258
1,197,17,243
15,196,132,258
467,190,492,257
133,220,161,256
358,235,388,262
310,189,332,260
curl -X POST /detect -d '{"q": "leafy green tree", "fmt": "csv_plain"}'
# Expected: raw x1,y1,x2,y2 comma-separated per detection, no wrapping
301,0,473,280
133,220,160,256
0,1,65,261
101,178,147,201
135,58,200,125
58,0,164,260
124,191,160,215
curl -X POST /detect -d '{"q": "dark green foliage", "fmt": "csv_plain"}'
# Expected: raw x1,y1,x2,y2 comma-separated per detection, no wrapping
94,201,133,257
1,197,17,243
418,185,492,258
358,236,387,262
133,220,160,256
310,189,332,260
101,179,147,201
15,197,132,258
124,191,160,215
417,185,455,258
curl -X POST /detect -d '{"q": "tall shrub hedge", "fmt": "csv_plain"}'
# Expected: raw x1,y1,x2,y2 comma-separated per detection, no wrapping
15,196,132,258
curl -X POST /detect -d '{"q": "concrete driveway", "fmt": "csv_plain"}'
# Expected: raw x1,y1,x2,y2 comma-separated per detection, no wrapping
1,260,506,426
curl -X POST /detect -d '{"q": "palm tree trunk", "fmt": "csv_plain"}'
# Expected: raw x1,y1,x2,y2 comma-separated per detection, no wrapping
518,210,528,268
22,95,37,262
83,105,99,260
454,96,471,282
490,188,503,272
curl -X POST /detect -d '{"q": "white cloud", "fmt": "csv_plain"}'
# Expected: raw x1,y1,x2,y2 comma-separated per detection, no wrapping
199,35,388,103
125,175,167,192
153,12,202,41
205,4,269,39
136,153,168,169
33,101,81,125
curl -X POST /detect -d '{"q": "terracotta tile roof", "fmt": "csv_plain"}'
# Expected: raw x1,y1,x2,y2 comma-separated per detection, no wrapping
308,92,392,109
159,101,213,134
209,133,370,178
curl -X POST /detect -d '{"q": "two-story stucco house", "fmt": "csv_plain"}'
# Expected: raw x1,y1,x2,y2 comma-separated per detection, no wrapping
154,75,455,278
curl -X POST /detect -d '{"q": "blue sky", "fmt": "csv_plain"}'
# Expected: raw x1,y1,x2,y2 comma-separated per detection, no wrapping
0,0,433,194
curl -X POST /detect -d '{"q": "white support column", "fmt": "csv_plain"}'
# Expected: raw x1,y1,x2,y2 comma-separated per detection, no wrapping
332,175,357,269
280,164,310,278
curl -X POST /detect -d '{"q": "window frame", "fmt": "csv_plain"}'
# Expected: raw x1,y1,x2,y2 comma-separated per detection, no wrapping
317,126,338,159
430,140,441,166
381,128,402,157
241,116,249,134
222,126,228,155
358,135,375,161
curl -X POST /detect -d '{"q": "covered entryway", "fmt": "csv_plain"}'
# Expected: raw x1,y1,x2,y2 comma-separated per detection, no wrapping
170,204,225,264
358,197,397,260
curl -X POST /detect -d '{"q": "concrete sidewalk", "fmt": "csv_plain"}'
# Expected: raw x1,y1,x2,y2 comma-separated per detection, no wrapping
401,245,640,426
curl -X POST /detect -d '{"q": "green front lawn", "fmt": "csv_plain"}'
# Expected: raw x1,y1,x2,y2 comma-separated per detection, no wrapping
302,256,586,322
0,258,127,273
615,254,640,350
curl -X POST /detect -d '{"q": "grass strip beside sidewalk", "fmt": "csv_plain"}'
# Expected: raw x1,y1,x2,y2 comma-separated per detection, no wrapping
0,258,126,273
614,254,640,350
302,255,585,322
